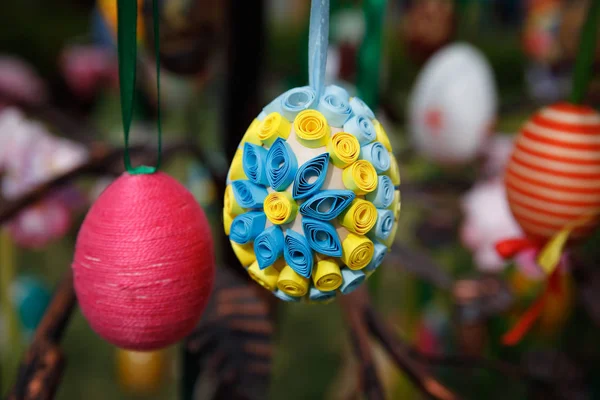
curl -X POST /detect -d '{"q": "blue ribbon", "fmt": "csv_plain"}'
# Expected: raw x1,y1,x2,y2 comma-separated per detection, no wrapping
360,142,390,173
230,211,267,244
365,175,394,208
368,209,394,241
325,85,350,100
302,217,343,257
274,289,301,302
284,229,314,278
318,93,353,128
243,143,269,186
308,0,330,98
254,226,285,269
340,268,366,294
292,153,329,200
231,180,269,209
309,286,337,301
365,243,387,272
343,115,376,145
266,137,298,191
299,190,356,220
349,97,375,120
280,86,318,121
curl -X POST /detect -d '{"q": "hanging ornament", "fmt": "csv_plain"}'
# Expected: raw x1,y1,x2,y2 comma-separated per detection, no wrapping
10,277,51,338
522,0,562,65
96,0,146,45
223,0,400,303
408,43,498,165
72,0,215,350
116,348,166,394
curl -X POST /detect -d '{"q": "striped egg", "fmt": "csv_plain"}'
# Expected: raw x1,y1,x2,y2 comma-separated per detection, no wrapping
505,103,600,242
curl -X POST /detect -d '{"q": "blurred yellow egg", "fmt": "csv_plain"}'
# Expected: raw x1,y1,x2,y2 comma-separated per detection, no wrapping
116,348,166,394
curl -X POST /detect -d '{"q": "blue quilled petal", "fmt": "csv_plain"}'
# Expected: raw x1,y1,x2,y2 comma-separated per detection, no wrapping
309,286,336,302
299,190,355,220
266,137,298,191
243,143,269,185
301,217,343,257
254,226,285,269
231,180,268,209
229,211,267,244
283,229,314,278
292,153,329,200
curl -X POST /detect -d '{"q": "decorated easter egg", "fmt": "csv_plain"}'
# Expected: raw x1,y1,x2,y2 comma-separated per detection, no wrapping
223,85,401,303
11,277,51,335
408,43,497,165
73,172,215,350
117,348,166,394
504,103,600,242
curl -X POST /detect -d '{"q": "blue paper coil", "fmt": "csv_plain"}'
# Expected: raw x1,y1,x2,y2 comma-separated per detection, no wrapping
365,176,394,208
266,138,298,191
280,86,317,121
231,180,268,209
309,286,337,301
243,143,269,185
340,268,366,294
274,289,301,302
292,153,329,199
230,211,267,244
365,243,387,272
301,217,343,257
299,190,356,220
318,94,353,127
343,115,376,145
283,229,314,278
360,142,390,173
324,85,350,101
349,97,375,119
254,226,285,269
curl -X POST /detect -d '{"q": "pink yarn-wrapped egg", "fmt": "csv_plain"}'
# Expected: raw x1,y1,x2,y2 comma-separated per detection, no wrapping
73,172,215,350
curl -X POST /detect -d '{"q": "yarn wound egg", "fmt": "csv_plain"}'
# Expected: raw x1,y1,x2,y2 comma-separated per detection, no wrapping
505,103,600,242
73,172,215,350
223,85,401,303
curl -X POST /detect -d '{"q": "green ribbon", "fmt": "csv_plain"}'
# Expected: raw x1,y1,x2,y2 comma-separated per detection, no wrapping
570,0,600,105
356,0,386,109
117,0,162,174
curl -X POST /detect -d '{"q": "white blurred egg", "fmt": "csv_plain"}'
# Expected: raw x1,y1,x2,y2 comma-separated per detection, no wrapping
408,43,497,165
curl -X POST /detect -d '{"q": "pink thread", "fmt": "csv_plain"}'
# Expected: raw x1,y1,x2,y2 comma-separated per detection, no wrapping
72,172,215,350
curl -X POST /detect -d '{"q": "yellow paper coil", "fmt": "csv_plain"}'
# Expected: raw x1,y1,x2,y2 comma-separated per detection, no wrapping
293,110,331,148
231,241,256,267
258,112,291,146
342,160,378,195
240,119,263,146
228,149,247,181
385,154,401,185
389,190,401,220
224,185,244,216
373,120,392,152
277,265,310,296
339,199,378,235
313,259,343,291
248,261,280,291
328,132,360,168
264,192,298,225
223,209,233,235
383,221,399,248
342,233,375,270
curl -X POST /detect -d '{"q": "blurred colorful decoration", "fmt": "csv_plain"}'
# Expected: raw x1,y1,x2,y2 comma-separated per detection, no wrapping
97,0,146,43
116,348,166,394
402,0,456,65
0,108,88,248
559,0,600,63
10,276,51,339
60,45,118,100
408,43,497,165
0,56,47,109
522,0,562,65
187,162,217,209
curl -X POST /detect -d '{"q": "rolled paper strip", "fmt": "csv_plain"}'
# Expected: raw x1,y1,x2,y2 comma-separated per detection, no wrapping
383,220,399,248
360,142,391,173
365,243,387,272
389,190,401,220
292,153,329,199
293,110,330,148
231,180,268,209
223,209,233,235
231,241,257,267
339,199,378,235
264,192,298,225
365,175,394,208
339,268,366,294
328,132,360,168
299,190,356,220
302,217,343,257
342,233,374,270
312,259,343,291
229,211,267,244
228,149,247,182
257,111,267,121
224,185,244,216
283,229,314,278
254,226,285,269
262,93,284,115
309,286,337,302
373,120,392,152
274,289,301,302
248,261,279,291
266,138,298,191
277,265,310,297
385,153,401,185
281,86,317,121
325,85,350,101
349,97,375,120
369,209,395,241
240,119,263,146
343,115,376,145
242,143,269,185
342,160,378,195
257,112,291,146
318,94,353,127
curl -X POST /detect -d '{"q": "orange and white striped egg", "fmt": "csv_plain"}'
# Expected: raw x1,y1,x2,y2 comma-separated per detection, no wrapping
505,103,600,242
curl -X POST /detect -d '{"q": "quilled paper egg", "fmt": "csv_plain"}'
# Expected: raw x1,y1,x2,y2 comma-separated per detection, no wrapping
505,103,600,242
223,85,401,303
